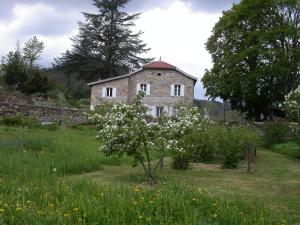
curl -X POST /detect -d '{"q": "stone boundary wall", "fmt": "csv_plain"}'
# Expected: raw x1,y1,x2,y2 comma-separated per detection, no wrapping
0,102,86,124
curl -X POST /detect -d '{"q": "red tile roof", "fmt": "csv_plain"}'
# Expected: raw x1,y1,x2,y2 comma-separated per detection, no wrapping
143,61,176,69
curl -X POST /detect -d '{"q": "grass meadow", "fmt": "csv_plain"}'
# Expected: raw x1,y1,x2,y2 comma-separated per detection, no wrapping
0,125,299,224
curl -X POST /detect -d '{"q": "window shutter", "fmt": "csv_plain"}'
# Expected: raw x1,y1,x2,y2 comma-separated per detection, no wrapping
181,85,185,96
112,88,117,97
170,84,175,96
146,84,150,95
102,87,106,97
136,83,140,94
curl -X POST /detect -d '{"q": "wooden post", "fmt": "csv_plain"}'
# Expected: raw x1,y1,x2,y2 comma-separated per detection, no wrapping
223,99,226,123
247,149,251,173
246,143,252,173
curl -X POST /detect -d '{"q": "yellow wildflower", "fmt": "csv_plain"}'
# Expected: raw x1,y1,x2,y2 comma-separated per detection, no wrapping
73,208,80,212
16,207,22,212
213,213,217,218
0,208,5,213
138,215,143,219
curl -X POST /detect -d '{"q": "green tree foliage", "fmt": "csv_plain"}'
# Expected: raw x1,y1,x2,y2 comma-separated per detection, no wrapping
55,0,152,83
20,70,49,95
202,0,300,120
2,49,27,87
1,37,48,94
23,36,45,71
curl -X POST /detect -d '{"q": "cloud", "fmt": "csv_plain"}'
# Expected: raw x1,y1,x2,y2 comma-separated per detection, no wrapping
0,3,81,66
127,0,239,12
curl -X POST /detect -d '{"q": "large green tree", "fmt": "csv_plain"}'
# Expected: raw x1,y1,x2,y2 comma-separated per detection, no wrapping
55,0,152,82
202,0,300,120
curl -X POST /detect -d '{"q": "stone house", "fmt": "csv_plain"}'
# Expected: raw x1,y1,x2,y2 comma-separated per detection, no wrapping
88,61,198,117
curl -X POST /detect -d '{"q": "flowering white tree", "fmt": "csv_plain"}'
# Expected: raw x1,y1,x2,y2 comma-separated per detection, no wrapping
283,86,300,122
88,92,212,183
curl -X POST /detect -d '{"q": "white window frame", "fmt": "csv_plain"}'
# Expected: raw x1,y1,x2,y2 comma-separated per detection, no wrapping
171,84,185,97
102,87,116,98
174,85,181,96
106,87,113,97
140,84,147,93
137,83,150,95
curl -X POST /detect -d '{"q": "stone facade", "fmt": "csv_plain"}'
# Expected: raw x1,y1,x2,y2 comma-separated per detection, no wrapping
88,61,197,116
91,77,129,108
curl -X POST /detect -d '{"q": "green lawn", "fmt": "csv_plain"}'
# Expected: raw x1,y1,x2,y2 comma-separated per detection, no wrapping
0,125,299,224
71,150,300,223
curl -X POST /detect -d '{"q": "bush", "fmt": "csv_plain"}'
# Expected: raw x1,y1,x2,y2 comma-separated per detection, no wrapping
217,126,259,169
264,122,291,147
20,70,49,94
180,124,259,169
283,86,300,122
182,128,216,163
0,114,39,127
172,151,190,170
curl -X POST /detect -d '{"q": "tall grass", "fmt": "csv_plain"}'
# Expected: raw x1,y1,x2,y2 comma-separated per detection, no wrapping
0,125,292,225
0,179,289,225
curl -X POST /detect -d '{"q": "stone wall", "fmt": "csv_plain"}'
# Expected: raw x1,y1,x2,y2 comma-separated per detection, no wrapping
0,102,85,124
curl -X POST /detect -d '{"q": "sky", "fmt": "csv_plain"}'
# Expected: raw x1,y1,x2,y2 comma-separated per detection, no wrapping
0,0,239,99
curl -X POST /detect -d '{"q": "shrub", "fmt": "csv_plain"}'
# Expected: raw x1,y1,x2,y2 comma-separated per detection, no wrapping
216,125,259,169
172,151,190,170
181,124,259,169
264,122,290,146
0,114,39,127
182,128,216,163
283,86,300,122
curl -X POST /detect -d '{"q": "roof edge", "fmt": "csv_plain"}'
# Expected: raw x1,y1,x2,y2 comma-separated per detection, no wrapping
87,69,142,86
175,67,198,82
87,67,198,87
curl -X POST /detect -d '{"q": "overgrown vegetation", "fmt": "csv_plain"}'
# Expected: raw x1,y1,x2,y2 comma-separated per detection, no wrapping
89,93,213,183
0,125,295,225
178,124,259,169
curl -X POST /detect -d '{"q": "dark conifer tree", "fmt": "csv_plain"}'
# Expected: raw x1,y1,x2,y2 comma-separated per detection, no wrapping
55,0,152,82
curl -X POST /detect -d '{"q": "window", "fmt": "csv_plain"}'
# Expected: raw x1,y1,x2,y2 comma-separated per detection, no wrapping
174,85,181,96
157,73,161,76
140,84,147,93
106,88,113,97
156,106,164,117
137,83,150,95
